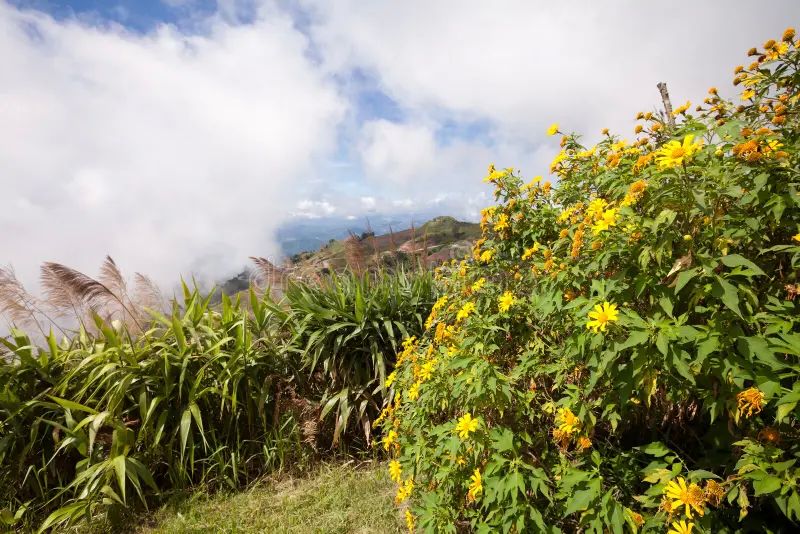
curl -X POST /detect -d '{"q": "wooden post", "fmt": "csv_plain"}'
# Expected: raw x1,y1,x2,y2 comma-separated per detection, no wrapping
657,82,676,130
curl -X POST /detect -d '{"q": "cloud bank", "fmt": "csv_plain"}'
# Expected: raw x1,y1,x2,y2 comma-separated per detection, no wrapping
2,0,798,292
0,1,344,288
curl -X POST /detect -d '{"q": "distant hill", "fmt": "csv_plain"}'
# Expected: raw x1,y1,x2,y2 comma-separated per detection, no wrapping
276,212,448,257
219,216,479,295
287,216,480,279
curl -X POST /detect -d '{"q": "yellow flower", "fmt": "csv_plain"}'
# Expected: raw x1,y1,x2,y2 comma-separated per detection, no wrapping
547,123,559,136
672,100,691,116
455,413,479,440
577,436,592,450
655,135,703,169
586,301,619,333
664,477,706,518
405,510,415,533
556,407,581,434
395,477,414,503
498,291,515,313
407,381,421,401
737,387,766,418
591,208,618,235
467,469,483,501
586,198,608,220
382,429,398,451
741,89,756,100
471,278,486,292
522,242,540,260
456,302,476,322
792,233,800,243
668,520,694,534
550,151,567,172
418,359,437,381
766,41,789,60
704,479,725,506
493,213,510,232
385,370,397,388
388,460,402,483
479,249,494,263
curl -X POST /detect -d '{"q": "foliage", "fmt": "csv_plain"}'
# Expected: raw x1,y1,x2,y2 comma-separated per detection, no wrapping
275,270,436,447
0,268,435,531
383,30,800,533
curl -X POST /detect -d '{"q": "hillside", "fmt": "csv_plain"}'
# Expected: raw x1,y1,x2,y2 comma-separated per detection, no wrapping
219,216,479,295
287,216,480,279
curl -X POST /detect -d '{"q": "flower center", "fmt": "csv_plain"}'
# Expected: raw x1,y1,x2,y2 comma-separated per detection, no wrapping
671,147,686,158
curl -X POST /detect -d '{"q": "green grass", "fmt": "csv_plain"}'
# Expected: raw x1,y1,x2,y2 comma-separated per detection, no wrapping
138,463,402,534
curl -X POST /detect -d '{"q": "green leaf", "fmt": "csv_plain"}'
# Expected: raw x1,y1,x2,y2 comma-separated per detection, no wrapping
113,455,127,503
563,487,597,516
711,277,742,318
639,441,671,457
753,476,782,496
674,269,698,294
720,254,767,277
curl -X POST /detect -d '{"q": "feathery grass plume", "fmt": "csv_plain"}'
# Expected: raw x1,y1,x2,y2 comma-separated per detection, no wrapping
40,261,143,332
344,232,366,275
0,265,46,335
132,272,165,318
250,256,287,299
40,260,86,325
98,255,129,304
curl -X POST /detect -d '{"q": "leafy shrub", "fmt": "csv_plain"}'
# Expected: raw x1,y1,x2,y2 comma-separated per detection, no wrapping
384,30,800,533
275,269,436,447
0,268,435,531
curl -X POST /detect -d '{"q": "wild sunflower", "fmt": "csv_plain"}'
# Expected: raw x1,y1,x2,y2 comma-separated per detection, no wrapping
664,477,706,518
498,291,515,312
737,387,765,417
467,469,483,501
455,413,479,440
655,135,703,168
586,301,619,333
388,460,402,483
668,520,694,534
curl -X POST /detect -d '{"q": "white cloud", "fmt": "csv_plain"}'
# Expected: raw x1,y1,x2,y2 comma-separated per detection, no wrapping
0,2,345,288
307,0,796,138
360,196,376,209
292,199,337,218
303,0,799,217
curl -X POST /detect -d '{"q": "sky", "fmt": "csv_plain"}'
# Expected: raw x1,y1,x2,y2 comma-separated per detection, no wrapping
2,0,798,289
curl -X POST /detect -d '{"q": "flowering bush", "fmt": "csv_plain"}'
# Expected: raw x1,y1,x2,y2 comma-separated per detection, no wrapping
381,29,800,533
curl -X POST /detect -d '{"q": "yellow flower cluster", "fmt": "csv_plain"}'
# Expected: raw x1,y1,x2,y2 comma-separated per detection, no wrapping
620,179,647,207
395,477,414,503
456,302,476,322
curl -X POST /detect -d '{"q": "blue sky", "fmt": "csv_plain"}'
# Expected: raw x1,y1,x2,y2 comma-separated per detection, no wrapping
2,0,798,286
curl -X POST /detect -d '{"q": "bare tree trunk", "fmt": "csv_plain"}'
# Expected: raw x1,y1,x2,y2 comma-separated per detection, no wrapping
657,82,676,130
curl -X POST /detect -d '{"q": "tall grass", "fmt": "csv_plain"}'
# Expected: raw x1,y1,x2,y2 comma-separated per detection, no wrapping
0,268,435,531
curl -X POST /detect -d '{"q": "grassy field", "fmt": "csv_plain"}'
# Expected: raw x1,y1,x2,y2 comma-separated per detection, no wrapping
137,463,402,534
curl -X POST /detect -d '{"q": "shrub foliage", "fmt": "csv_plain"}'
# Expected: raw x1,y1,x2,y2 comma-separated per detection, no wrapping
383,31,800,533
0,270,435,531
